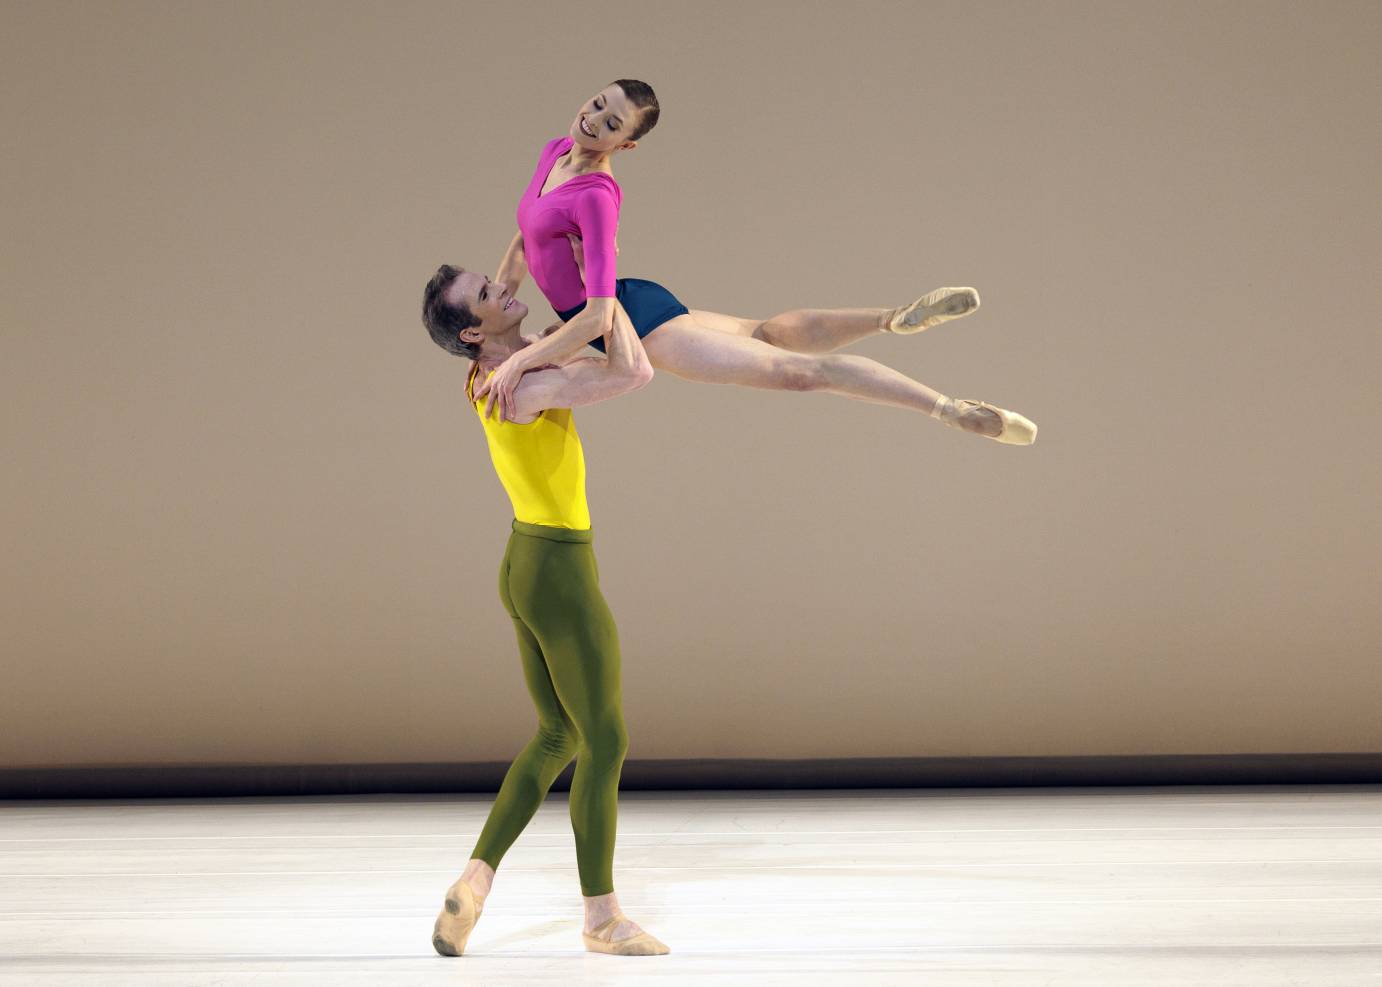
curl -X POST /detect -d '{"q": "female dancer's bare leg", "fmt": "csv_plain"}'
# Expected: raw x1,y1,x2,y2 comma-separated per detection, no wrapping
641,314,1033,441
687,286,980,354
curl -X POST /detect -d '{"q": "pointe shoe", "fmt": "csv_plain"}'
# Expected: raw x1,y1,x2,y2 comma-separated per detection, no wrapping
886,286,980,334
431,877,485,956
932,397,1038,445
582,911,671,956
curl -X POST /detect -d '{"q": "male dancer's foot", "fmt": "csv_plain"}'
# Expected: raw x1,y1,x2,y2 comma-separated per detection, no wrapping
885,286,980,334
432,859,493,956
931,396,1038,445
583,891,671,955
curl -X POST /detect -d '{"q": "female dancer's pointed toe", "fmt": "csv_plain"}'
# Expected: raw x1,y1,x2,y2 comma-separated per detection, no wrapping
432,878,485,956
986,402,1037,445
582,912,671,955
932,397,1037,445
887,286,980,334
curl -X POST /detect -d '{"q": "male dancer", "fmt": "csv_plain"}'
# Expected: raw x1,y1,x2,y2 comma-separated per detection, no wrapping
421,263,670,956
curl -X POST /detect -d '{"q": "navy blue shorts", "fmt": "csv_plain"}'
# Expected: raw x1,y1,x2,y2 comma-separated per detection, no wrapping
554,277,689,354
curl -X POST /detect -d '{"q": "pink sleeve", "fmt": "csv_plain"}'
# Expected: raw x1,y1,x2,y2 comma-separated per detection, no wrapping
572,187,619,297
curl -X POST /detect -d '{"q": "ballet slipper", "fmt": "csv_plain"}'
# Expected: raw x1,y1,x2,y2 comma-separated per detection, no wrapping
431,877,485,956
886,286,980,333
581,911,671,955
931,397,1038,445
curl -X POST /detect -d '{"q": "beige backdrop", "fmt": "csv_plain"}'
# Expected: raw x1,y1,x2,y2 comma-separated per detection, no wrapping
3,0,1379,769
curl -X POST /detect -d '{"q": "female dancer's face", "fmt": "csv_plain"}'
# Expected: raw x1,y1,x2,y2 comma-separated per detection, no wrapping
569,85,639,152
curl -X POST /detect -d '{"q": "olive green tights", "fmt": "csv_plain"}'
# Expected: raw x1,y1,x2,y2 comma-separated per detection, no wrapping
469,520,629,897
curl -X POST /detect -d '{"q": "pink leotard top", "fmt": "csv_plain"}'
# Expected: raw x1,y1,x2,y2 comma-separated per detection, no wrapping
515,136,622,311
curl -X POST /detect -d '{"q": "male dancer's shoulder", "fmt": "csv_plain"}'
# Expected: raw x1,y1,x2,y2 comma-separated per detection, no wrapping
465,361,481,403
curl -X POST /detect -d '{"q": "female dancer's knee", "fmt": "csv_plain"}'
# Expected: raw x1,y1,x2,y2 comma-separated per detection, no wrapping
774,354,829,391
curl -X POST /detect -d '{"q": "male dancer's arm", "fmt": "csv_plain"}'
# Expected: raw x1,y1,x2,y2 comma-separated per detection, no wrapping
477,295,618,420
591,294,651,386
482,300,651,421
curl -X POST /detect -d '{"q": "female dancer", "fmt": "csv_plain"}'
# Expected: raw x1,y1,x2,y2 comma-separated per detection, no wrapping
474,79,1037,445
423,264,670,957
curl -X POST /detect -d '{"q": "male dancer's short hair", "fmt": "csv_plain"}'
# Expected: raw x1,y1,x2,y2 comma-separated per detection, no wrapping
611,79,660,141
422,264,483,359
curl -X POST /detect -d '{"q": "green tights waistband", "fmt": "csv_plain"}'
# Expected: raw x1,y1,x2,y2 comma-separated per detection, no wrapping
511,519,593,543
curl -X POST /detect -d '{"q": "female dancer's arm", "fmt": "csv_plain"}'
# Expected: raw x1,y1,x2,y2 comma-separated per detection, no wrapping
494,230,527,296
475,188,622,419
514,297,617,365
519,321,585,364
512,185,621,364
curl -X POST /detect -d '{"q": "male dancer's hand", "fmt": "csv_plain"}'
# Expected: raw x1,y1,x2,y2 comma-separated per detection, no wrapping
474,353,527,423
480,321,578,418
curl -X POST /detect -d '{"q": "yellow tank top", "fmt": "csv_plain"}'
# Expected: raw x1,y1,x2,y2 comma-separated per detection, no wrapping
467,363,591,529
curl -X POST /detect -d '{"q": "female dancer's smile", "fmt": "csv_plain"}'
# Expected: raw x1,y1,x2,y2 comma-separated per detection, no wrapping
571,86,637,149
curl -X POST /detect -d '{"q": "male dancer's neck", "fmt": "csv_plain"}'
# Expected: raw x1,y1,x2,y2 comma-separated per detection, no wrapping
476,328,530,370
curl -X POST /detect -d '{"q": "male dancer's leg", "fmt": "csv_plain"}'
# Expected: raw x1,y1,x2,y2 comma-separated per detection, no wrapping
505,526,628,898
469,532,581,873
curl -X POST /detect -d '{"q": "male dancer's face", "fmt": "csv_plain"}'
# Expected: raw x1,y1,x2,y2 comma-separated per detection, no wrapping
569,84,639,153
443,271,528,348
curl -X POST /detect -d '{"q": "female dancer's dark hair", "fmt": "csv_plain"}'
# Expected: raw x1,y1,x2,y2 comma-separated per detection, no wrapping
610,79,659,140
